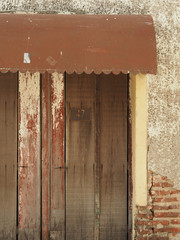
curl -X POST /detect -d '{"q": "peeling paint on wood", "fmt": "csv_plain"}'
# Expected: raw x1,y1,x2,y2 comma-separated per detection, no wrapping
50,72,65,238
18,72,40,240
42,72,51,240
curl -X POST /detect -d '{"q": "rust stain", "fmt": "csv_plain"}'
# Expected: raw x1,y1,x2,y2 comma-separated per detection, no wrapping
0,14,157,74
27,114,38,131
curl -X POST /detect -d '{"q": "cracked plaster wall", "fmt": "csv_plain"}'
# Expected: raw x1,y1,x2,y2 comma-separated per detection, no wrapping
0,0,180,188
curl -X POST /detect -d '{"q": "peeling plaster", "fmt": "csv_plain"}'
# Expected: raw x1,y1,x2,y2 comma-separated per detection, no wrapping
0,0,180,188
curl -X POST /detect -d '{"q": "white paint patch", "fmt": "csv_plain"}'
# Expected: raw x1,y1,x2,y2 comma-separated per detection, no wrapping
24,53,31,63
19,72,40,157
51,72,64,129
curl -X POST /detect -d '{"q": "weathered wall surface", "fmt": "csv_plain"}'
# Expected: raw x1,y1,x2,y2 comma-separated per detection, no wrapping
0,0,179,239
1,0,178,189
136,171,180,240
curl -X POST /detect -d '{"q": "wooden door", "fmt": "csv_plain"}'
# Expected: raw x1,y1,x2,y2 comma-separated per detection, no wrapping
0,73,17,240
0,72,127,240
66,73,128,240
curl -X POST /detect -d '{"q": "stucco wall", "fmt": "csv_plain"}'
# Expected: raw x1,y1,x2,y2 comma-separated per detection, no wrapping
0,0,179,188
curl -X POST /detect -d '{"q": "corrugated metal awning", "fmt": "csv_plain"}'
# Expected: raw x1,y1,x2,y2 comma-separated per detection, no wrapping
0,14,157,74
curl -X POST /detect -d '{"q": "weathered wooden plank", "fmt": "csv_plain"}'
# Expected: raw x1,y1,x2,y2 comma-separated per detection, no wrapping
18,72,41,240
99,73,128,240
66,73,95,240
42,72,51,240
50,72,65,239
0,73,17,240
94,76,100,240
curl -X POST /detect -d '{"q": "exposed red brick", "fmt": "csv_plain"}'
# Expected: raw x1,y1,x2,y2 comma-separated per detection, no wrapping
137,228,153,235
136,171,180,239
138,206,149,211
149,238,169,240
137,220,169,226
153,182,173,188
138,213,153,219
153,175,168,181
151,190,180,196
154,227,180,233
154,197,178,203
154,212,180,218
171,219,180,224
137,237,148,240
138,237,169,240
153,205,180,210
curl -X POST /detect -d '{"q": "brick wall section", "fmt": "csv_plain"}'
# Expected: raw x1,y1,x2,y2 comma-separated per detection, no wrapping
135,171,180,240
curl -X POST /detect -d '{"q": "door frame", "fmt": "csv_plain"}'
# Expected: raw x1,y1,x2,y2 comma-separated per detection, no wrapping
0,71,147,240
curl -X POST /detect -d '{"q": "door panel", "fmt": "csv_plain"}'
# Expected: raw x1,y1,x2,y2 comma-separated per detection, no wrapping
99,74,127,240
41,72,65,240
0,72,127,240
0,73,17,240
66,73,127,240
66,73,96,239
50,73,65,239
18,72,41,240
42,72,51,240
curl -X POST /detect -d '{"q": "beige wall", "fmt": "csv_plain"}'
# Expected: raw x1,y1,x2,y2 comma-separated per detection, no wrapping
130,73,147,238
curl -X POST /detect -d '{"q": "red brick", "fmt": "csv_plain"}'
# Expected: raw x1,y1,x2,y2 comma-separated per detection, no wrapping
153,182,173,188
149,238,169,240
153,175,168,181
154,212,180,218
138,213,153,219
153,205,180,210
137,237,148,240
137,228,153,235
153,205,169,210
137,220,169,226
170,190,180,195
138,206,149,211
154,227,180,233
151,190,180,196
171,219,180,224
154,197,178,203
136,172,180,239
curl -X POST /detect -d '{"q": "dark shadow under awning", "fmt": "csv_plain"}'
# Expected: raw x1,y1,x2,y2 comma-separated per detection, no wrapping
0,14,157,74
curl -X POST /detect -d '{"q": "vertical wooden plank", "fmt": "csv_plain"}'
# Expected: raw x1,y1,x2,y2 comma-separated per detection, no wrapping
99,73,128,240
50,72,65,240
0,73,17,240
42,72,51,240
18,72,41,240
94,76,100,240
66,73,95,240
127,76,133,240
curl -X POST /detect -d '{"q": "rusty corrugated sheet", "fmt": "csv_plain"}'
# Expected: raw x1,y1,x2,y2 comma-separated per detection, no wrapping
0,14,157,74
